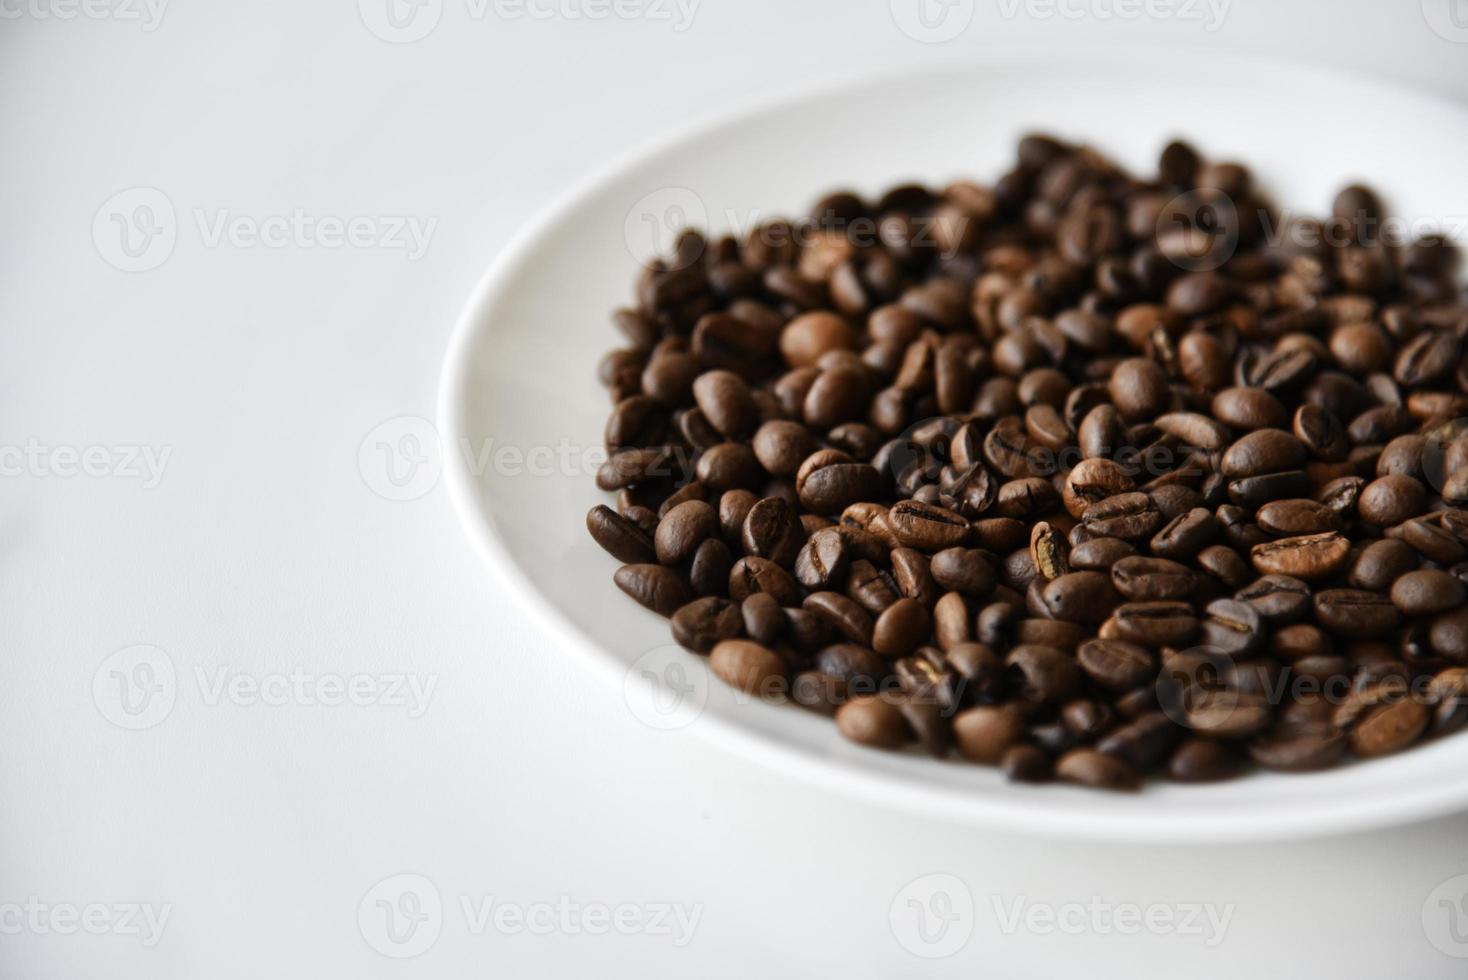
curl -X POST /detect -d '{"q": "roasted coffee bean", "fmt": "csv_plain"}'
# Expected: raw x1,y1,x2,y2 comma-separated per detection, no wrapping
1167,739,1242,782
739,496,804,566
1236,574,1311,623
1063,458,1135,519
804,591,876,646
796,451,884,515
934,592,972,650
1149,508,1217,560
813,643,887,688
688,538,734,596
1198,598,1264,659
740,592,786,645
1228,470,1311,509
847,559,901,615
614,563,692,616
751,420,818,477
1391,569,1466,617
587,504,657,564
1357,474,1427,527
1077,638,1156,692
729,556,801,606
1056,748,1141,790
1212,387,1288,431
1069,536,1135,571
1249,726,1348,772
1005,644,1082,704
692,369,759,439
1082,492,1163,541
1197,544,1252,590
888,500,971,551
695,442,761,491
835,694,909,749
1255,499,1342,537
883,550,931,609
1029,520,1070,580
1041,571,1120,625
793,526,848,589
1103,601,1198,647
671,597,743,653
790,671,845,714
1293,404,1348,462
1314,589,1400,637
1084,708,1167,769
1350,698,1430,758
1001,744,1053,783
1111,556,1195,601
930,547,998,597
1109,358,1170,421
710,640,789,698
953,705,1025,763
1221,429,1307,479
1250,532,1350,582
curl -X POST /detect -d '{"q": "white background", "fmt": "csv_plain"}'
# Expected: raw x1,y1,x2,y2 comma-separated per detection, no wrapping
4,1,1468,976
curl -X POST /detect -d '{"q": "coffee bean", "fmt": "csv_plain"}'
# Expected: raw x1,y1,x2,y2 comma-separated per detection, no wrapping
1293,404,1348,462
1212,387,1288,431
793,526,848,589
1056,748,1141,790
791,671,844,714
1198,598,1264,659
1001,744,1053,783
671,597,743,653
846,559,901,615
693,369,759,439
1250,532,1350,582
751,420,817,477
709,639,789,698
813,643,886,688
740,592,786,645
1235,574,1311,623
1167,739,1241,782
1082,492,1163,541
804,591,876,646
1103,601,1198,648
1005,644,1082,703
729,556,801,606
934,591,972,650
741,496,805,566
1069,536,1135,571
1350,698,1430,757
1149,507,1218,560
688,538,734,596
1077,638,1156,692
1111,556,1195,601
929,547,997,597
1029,520,1070,580
796,451,883,515
1255,499,1342,537
1221,429,1307,479
587,504,656,564
835,694,909,749
614,563,692,616
888,500,970,551
1249,726,1347,771
1358,474,1427,527
1314,589,1400,637
953,705,1025,763
891,548,939,607
1063,457,1135,518
781,311,855,368
1109,358,1169,421
1041,571,1120,625
1155,412,1230,451
1390,569,1465,617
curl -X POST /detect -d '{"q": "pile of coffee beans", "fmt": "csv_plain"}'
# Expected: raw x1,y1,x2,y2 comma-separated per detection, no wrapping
587,133,1468,790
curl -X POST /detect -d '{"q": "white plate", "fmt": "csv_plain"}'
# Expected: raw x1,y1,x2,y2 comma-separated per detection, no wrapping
440,49,1468,841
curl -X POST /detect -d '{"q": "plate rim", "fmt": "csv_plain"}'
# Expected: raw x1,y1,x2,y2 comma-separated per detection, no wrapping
438,47,1468,842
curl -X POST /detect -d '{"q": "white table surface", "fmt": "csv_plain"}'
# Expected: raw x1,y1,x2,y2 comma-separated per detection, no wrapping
4,2,1468,976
